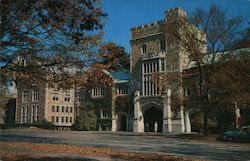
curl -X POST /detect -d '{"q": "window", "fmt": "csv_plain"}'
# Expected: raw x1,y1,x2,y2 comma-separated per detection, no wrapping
31,105,35,123
64,97,70,101
70,117,72,123
52,106,55,112
100,109,108,118
75,91,84,102
117,85,128,95
32,89,39,102
61,117,64,123
70,107,73,113
21,106,24,123
36,105,39,121
56,106,59,112
172,64,177,71
92,87,107,97
52,89,59,101
160,40,166,51
161,59,165,71
22,90,29,103
141,44,147,54
66,107,68,113
24,106,28,123
64,90,70,102
52,116,55,122
53,96,58,101
66,117,68,123
56,116,59,123
62,106,64,112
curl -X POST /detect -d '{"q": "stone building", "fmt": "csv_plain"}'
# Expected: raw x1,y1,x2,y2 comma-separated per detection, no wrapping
16,85,75,130
0,94,16,125
130,7,205,133
15,7,206,133
86,69,130,131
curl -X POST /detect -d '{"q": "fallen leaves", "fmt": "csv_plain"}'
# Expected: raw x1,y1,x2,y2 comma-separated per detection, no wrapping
0,141,207,161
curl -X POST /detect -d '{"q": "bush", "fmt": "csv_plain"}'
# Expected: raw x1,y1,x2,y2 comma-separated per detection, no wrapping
74,102,97,131
0,123,32,129
0,120,54,129
33,120,55,129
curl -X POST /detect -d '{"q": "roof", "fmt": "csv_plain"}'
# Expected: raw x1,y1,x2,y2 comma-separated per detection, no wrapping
108,70,130,82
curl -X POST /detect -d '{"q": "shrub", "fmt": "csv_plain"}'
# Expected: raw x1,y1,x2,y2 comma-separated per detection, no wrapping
74,102,97,131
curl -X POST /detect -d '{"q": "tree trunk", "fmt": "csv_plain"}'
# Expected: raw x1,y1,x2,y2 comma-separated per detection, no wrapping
203,110,208,135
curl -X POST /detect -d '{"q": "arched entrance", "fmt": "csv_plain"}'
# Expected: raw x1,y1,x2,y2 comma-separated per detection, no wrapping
144,107,163,132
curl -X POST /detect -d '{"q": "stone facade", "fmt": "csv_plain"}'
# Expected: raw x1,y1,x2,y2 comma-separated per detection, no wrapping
130,8,205,133
16,85,75,130
15,7,207,133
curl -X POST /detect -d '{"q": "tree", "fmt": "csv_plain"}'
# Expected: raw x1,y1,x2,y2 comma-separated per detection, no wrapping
74,102,97,131
211,49,250,129
166,4,247,135
0,82,9,97
99,42,130,71
0,0,107,87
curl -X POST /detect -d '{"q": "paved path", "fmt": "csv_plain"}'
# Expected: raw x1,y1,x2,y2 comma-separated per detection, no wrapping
1,129,250,161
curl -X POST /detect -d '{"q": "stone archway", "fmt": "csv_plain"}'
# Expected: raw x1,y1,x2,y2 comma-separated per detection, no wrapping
140,101,163,133
185,108,201,133
143,107,163,132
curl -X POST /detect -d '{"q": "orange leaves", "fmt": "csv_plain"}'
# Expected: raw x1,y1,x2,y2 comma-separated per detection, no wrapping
0,141,205,161
99,42,130,71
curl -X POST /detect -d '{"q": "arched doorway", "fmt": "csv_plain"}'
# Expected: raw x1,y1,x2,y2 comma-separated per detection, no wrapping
144,107,163,132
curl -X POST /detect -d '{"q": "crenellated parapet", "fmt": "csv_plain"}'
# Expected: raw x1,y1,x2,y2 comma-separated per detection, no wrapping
165,7,187,21
130,20,164,40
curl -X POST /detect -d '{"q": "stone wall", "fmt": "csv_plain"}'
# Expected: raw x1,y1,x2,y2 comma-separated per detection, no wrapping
16,85,46,123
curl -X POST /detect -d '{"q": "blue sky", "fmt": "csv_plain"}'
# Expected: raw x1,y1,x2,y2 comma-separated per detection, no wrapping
102,0,250,52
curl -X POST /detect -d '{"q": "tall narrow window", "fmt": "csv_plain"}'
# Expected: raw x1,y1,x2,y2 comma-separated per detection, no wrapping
92,87,107,97
25,106,28,123
161,59,165,71
64,90,70,102
75,91,84,102
100,109,108,118
31,105,35,123
36,105,39,121
160,40,166,51
21,106,24,123
141,44,147,54
22,90,29,103
32,89,39,102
